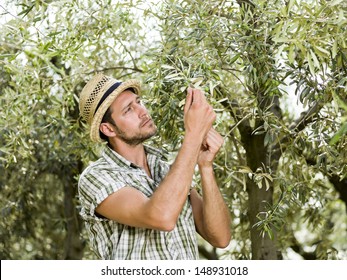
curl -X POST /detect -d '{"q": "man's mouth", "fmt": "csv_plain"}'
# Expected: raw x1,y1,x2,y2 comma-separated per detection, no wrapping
141,118,152,127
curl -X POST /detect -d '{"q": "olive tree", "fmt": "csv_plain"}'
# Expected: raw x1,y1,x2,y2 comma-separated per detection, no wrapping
0,0,150,259
145,0,347,259
1,0,346,260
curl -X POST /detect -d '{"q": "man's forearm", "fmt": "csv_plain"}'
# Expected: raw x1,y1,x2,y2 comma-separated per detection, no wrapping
146,87,215,230
199,165,231,248
146,135,202,229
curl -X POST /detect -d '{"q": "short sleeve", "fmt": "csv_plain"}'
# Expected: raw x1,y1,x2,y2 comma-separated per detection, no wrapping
78,168,126,221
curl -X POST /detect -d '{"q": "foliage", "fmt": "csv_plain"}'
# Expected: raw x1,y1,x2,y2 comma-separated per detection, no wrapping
0,0,150,259
1,0,346,259
145,0,347,259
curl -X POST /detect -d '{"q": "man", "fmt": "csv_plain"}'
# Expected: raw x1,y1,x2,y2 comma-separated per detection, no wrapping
78,73,231,259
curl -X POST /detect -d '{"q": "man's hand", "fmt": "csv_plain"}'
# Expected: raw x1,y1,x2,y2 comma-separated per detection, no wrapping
197,127,224,168
183,88,216,144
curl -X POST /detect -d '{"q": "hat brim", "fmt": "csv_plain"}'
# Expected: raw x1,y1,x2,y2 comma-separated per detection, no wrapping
90,79,141,142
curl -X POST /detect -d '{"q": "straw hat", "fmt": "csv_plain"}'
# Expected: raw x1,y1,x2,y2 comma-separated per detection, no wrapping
79,73,141,142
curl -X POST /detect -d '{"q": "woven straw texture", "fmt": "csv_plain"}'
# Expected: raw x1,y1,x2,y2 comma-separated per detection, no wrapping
79,73,141,142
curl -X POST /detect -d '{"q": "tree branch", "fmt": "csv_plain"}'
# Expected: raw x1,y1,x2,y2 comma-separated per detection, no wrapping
290,101,322,133
290,234,317,260
329,175,347,212
222,98,253,140
278,100,324,152
86,66,144,75
305,157,347,212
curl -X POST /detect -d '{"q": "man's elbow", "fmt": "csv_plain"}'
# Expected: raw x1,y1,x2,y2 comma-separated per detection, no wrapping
214,239,231,249
149,211,177,232
158,222,176,232
209,233,231,249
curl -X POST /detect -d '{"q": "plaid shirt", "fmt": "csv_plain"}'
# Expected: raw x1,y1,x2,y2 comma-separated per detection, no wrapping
78,145,198,259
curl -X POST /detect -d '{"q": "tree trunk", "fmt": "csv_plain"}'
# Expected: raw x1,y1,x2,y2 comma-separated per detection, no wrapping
247,178,278,259
243,130,279,259
61,164,85,260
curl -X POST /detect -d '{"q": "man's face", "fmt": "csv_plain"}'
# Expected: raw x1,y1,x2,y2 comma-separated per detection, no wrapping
108,90,157,145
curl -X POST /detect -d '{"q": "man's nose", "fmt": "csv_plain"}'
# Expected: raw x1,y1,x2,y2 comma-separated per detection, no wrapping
137,103,148,118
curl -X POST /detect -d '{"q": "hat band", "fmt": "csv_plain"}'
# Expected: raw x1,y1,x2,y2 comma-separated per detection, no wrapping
94,82,122,117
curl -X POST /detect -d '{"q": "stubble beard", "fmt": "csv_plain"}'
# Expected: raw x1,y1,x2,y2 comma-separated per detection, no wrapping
115,123,158,146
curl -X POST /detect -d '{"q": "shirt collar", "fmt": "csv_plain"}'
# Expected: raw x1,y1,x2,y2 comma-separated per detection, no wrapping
144,145,167,159
102,144,167,168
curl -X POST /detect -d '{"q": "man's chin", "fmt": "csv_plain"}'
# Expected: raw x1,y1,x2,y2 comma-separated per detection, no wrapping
144,125,158,137
120,129,157,146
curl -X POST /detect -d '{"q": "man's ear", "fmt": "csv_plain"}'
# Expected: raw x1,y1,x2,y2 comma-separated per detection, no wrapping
99,123,117,138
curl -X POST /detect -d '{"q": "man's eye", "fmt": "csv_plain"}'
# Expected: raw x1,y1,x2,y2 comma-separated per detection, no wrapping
124,107,132,113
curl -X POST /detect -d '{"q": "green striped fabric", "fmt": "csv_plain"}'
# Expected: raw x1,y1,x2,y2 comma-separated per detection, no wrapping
78,145,198,259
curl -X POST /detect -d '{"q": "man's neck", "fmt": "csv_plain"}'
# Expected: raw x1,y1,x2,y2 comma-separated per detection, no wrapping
110,141,151,177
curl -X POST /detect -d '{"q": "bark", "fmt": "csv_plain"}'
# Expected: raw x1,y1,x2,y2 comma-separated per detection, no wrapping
241,128,279,259
61,162,85,260
247,178,278,259
226,0,330,260
329,175,347,212
221,95,279,259
49,59,86,259
232,0,281,259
